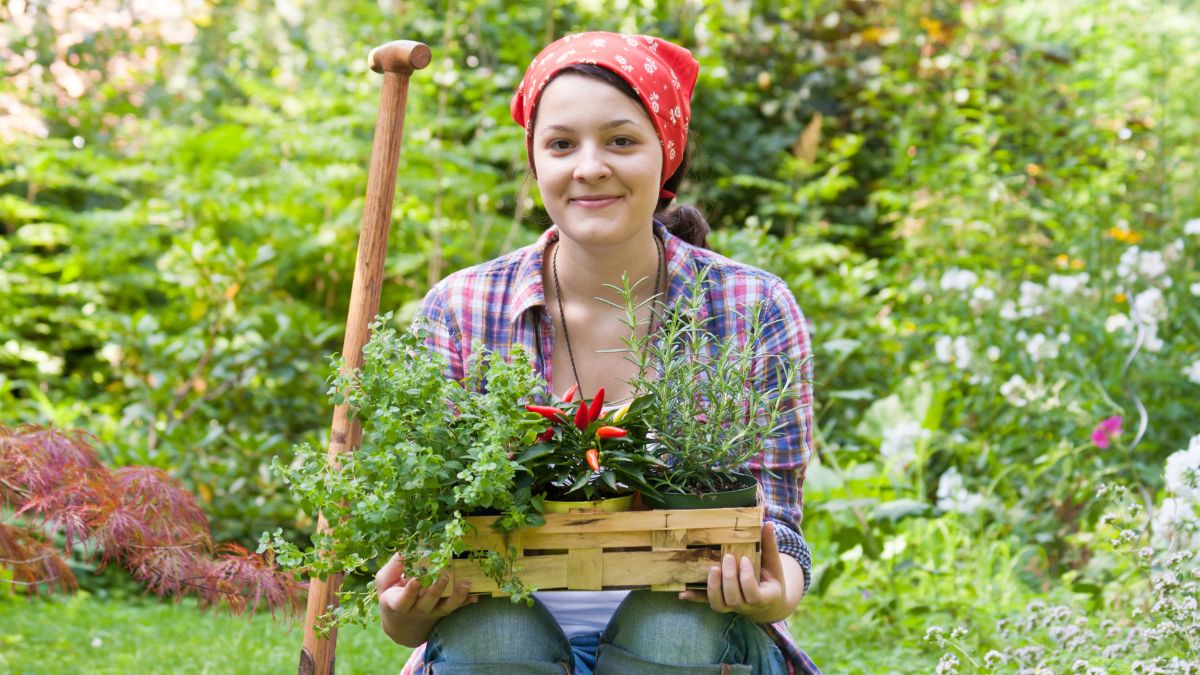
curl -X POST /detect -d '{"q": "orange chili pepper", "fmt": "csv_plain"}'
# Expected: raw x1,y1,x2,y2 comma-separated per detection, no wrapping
585,448,601,471
596,426,627,439
526,404,566,421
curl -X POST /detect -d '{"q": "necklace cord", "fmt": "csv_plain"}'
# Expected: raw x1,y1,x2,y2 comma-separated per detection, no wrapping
552,234,664,395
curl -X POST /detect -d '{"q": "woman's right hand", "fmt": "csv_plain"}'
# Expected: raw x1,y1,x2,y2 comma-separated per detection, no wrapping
375,553,477,646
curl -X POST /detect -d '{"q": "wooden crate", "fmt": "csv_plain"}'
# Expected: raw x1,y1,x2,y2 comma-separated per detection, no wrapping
443,506,762,596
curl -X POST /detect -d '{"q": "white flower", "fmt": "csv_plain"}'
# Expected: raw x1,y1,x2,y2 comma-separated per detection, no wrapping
937,468,986,514
1164,435,1200,502
1018,281,1046,316
940,268,978,292
936,652,960,674
1132,287,1167,324
1151,497,1199,549
91,637,103,648
1184,361,1200,385
880,421,929,462
1105,314,1129,333
999,301,1019,321
1048,273,1089,295
935,335,954,363
1000,375,1030,407
971,285,995,303
1184,218,1200,235
935,336,972,368
1192,282,1200,296
1025,333,1059,361
986,346,1001,361
1118,246,1170,286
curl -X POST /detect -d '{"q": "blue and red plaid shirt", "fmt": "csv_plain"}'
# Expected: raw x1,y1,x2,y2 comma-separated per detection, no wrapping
401,222,820,674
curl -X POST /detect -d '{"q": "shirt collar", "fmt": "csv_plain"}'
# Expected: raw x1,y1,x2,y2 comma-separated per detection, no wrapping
507,221,700,324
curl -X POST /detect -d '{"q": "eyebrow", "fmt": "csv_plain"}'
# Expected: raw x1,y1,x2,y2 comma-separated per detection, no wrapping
542,118,643,133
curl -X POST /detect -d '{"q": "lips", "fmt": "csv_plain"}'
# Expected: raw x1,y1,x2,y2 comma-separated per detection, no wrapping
569,195,621,209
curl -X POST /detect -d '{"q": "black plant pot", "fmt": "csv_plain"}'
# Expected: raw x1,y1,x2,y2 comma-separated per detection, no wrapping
642,473,759,510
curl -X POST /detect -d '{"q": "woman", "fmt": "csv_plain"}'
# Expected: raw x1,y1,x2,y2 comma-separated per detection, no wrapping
382,31,819,674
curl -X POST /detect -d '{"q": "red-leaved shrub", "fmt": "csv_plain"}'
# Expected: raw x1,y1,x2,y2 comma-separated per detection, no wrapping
0,424,304,616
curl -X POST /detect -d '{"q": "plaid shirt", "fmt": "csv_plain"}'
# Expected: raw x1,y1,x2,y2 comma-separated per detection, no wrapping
402,223,820,675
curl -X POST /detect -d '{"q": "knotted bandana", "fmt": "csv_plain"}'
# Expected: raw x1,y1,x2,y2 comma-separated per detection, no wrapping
510,32,700,199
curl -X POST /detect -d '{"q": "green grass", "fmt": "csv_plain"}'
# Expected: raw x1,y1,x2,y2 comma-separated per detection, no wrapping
0,592,409,675
0,591,935,673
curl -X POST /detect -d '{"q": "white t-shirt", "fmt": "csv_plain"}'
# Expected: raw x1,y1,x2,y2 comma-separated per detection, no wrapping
534,590,629,637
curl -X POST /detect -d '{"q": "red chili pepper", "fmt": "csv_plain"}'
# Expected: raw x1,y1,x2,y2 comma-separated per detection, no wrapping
526,404,566,421
574,401,589,430
596,426,627,439
562,383,579,403
537,427,554,442
585,448,601,471
587,387,605,423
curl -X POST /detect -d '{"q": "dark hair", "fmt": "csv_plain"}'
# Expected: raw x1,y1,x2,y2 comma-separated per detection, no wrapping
532,64,711,249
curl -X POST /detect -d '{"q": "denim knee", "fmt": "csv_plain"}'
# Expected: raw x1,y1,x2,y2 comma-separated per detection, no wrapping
425,596,573,673
601,591,743,666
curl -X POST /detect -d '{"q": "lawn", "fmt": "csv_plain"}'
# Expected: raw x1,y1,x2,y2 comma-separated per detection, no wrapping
0,591,934,674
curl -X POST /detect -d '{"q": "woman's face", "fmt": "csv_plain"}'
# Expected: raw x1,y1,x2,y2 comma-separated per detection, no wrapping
531,74,663,250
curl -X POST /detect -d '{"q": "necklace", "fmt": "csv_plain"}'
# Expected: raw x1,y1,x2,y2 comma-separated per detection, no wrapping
552,234,664,396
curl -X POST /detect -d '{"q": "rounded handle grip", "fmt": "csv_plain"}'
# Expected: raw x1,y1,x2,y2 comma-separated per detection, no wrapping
368,40,432,74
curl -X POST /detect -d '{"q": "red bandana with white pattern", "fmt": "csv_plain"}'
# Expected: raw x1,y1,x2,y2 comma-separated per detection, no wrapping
510,32,700,199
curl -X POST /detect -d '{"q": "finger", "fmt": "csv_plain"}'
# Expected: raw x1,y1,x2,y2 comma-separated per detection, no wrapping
739,555,762,606
760,523,785,587
678,589,708,603
379,576,421,615
374,553,406,594
720,554,745,609
433,582,472,616
706,564,729,613
412,574,451,615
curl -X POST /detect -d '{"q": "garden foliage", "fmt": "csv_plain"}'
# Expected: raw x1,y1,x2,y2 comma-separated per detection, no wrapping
2,0,1199,668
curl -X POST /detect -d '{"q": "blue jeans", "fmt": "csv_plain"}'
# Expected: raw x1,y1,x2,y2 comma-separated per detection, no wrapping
423,591,788,674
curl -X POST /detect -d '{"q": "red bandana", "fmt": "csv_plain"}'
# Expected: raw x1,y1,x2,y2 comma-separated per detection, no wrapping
510,32,700,199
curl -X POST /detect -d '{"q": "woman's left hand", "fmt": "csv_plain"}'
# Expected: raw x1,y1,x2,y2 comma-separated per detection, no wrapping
678,522,801,623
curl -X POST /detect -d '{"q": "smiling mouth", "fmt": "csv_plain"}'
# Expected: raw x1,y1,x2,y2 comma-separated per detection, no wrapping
570,195,621,208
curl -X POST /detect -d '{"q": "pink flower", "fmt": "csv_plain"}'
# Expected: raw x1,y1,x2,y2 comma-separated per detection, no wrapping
1091,416,1123,448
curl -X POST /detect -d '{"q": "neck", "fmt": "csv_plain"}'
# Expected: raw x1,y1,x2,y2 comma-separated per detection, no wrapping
550,228,662,307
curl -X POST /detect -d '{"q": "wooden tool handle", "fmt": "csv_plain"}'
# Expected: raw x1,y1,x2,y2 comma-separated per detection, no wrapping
368,40,432,74
298,40,430,675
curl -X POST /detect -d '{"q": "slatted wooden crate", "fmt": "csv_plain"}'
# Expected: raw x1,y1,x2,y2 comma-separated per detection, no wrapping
443,505,763,596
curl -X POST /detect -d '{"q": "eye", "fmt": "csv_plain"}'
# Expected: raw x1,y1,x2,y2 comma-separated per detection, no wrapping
547,139,573,151
611,136,637,148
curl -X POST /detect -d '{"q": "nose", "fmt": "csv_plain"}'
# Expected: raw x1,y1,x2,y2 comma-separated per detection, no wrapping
573,143,611,183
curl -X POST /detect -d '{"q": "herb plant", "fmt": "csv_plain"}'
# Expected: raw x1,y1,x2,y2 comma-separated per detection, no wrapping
261,314,548,632
613,269,811,496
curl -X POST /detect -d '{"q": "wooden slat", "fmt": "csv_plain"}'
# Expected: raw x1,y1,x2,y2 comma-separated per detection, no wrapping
464,506,761,535
722,542,760,578
650,528,689,591
566,548,603,590
602,549,723,586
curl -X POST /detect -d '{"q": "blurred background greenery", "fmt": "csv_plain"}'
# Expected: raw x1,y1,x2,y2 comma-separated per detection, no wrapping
2,0,1198,672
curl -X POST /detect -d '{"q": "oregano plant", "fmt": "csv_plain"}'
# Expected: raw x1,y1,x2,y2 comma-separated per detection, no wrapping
262,313,549,632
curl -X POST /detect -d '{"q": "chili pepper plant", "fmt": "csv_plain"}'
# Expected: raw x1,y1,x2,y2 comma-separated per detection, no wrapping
259,313,549,632
516,386,665,502
612,269,811,497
